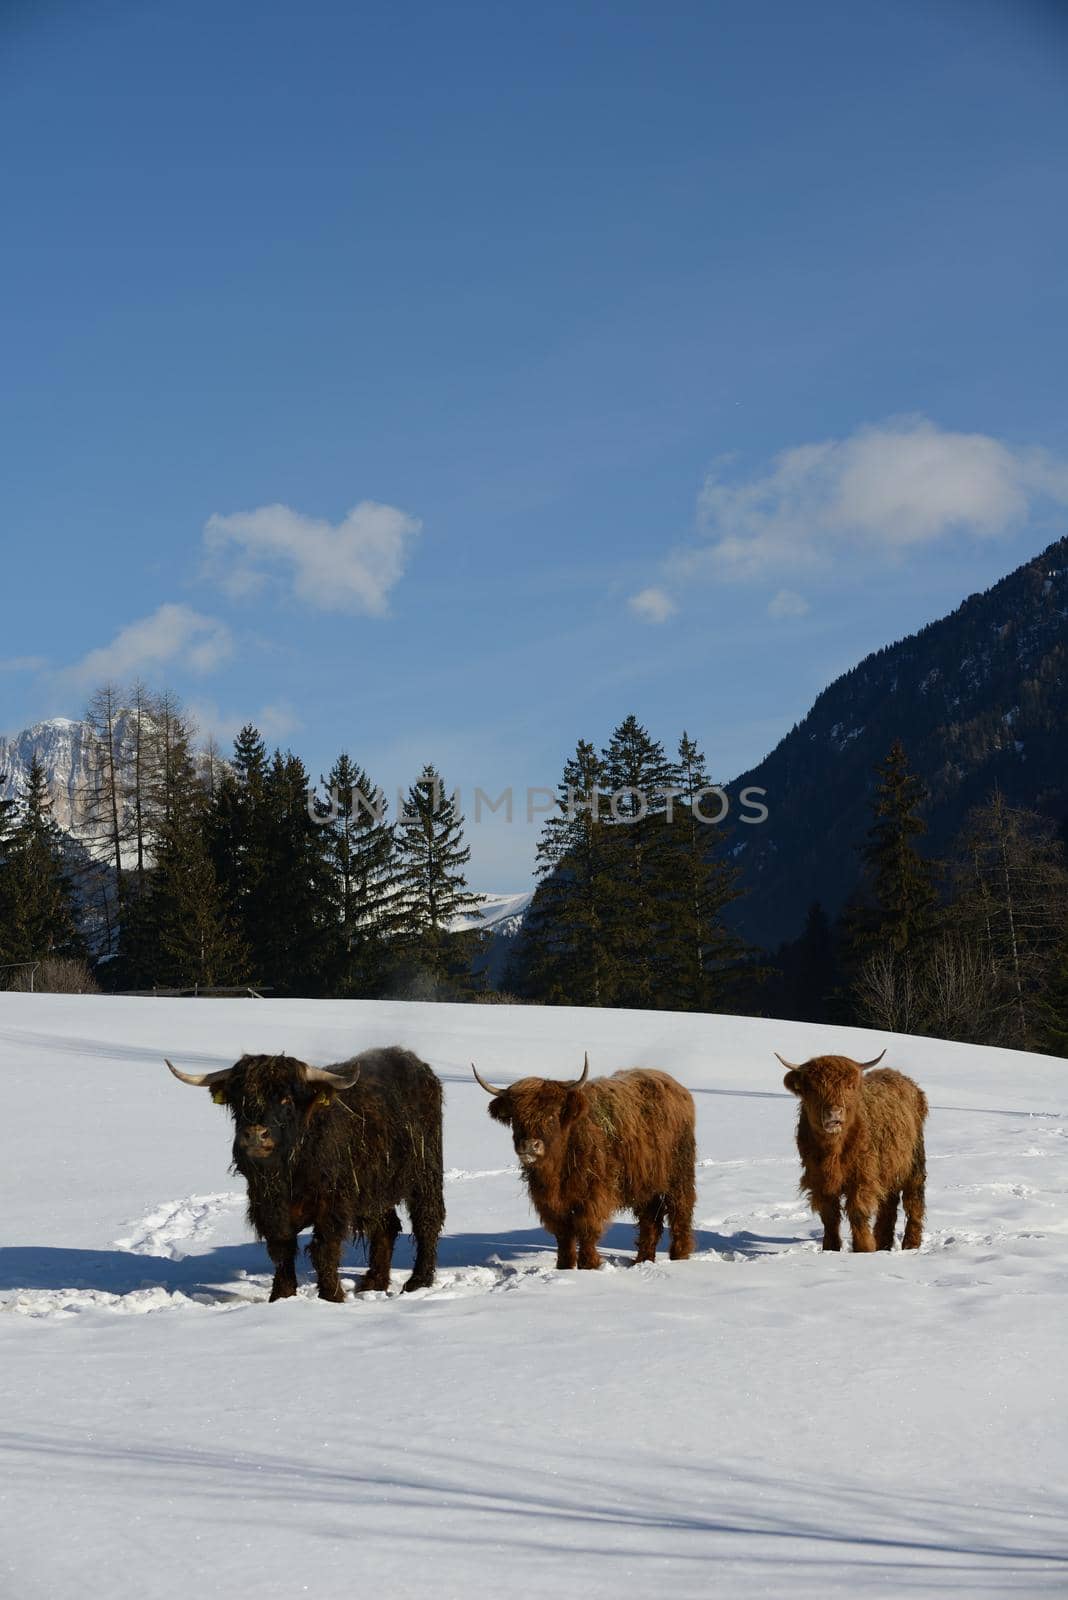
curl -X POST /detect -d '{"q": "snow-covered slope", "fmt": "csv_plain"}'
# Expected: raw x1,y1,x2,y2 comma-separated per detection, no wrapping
0,995,1065,1598
451,888,533,937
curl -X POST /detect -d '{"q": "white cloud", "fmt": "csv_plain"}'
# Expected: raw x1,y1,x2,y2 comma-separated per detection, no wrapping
58,605,232,689
187,699,300,747
767,589,810,619
628,586,677,624
0,655,48,673
203,500,422,616
684,417,1068,582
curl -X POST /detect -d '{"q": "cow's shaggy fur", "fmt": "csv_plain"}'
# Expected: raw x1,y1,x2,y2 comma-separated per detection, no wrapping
484,1067,696,1269
210,1048,444,1299
783,1054,928,1252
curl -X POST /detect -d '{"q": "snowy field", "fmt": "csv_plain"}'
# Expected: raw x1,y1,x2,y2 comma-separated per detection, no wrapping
0,994,1065,1599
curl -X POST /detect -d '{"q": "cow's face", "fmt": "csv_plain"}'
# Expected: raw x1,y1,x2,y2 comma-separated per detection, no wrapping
166,1053,361,1171
783,1056,863,1139
211,1055,320,1167
185,1056,330,1171
488,1079,584,1170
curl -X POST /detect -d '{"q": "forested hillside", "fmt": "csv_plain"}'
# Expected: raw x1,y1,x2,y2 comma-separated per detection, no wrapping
727,537,1068,950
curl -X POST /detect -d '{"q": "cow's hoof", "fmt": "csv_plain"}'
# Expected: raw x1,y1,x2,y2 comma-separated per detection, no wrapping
402,1274,433,1293
357,1275,390,1294
317,1285,347,1303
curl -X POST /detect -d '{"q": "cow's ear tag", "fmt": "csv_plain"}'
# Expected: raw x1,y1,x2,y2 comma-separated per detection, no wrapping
315,1090,331,1108
211,1087,227,1105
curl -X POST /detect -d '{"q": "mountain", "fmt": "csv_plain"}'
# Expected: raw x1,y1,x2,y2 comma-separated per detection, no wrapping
451,890,534,941
0,717,102,834
725,536,1068,951
453,890,534,987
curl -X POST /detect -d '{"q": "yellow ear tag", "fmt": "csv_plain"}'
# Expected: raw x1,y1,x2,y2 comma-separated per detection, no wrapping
211,1087,227,1105
315,1090,331,1108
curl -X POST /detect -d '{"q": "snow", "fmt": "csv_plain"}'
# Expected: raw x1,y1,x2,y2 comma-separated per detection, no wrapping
1,994,1066,1598
450,888,534,935
828,723,864,752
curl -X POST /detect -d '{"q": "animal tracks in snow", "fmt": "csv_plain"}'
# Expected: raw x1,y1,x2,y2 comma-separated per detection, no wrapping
113,1193,245,1259
7,1100,1068,1321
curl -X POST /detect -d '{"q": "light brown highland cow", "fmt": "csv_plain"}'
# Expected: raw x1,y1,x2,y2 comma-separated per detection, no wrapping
778,1049,928,1252
473,1055,696,1269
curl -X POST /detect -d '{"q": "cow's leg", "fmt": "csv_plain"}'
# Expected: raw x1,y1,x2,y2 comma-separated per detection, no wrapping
358,1209,402,1292
266,1237,298,1301
309,1228,347,1302
575,1213,605,1270
846,1189,877,1253
874,1191,900,1251
554,1224,577,1270
666,1147,696,1261
635,1197,665,1264
403,1182,444,1292
819,1197,843,1251
901,1132,926,1250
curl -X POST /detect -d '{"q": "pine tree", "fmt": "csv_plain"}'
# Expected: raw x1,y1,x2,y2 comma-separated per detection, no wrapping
520,739,622,1005
860,739,937,955
656,731,748,1011
600,715,679,1007
252,750,337,996
0,780,21,968
150,742,248,991
395,765,482,992
209,723,270,971
0,758,83,968
319,752,402,995
775,901,839,1023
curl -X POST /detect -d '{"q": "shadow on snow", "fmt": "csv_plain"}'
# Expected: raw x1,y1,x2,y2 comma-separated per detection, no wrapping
0,1217,808,1300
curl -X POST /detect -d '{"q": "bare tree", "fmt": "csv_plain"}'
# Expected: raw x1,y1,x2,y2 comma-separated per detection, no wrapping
854,947,922,1036
919,933,1001,1045
948,793,1068,1048
83,683,127,882
198,734,224,800
126,680,156,894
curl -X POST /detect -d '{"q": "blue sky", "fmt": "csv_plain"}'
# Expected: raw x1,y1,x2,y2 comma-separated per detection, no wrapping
2,0,1067,887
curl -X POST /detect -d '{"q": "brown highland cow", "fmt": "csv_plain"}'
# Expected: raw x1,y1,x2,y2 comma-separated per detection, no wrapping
779,1048,928,1252
473,1054,696,1269
167,1047,444,1299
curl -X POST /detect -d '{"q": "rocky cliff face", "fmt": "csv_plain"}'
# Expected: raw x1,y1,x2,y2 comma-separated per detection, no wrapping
725,536,1068,951
0,717,102,833
0,710,162,851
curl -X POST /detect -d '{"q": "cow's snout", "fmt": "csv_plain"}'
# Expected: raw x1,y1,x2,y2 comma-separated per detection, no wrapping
822,1108,845,1135
517,1138,545,1167
239,1124,277,1158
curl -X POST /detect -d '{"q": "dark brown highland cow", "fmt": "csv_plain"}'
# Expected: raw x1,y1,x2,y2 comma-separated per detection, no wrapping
473,1055,696,1268
779,1049,928,1252
167,1048,444,1299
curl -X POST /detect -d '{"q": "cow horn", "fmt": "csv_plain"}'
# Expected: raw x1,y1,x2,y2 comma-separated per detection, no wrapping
472,1063,507,1095
774,1052,803,1071
857,1050,886,1070
303,1063,361,1089
564,1052,590,1089
165,1058,235,1088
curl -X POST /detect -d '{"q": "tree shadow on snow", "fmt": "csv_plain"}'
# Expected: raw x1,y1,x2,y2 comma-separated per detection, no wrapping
0,1427,1064,1587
